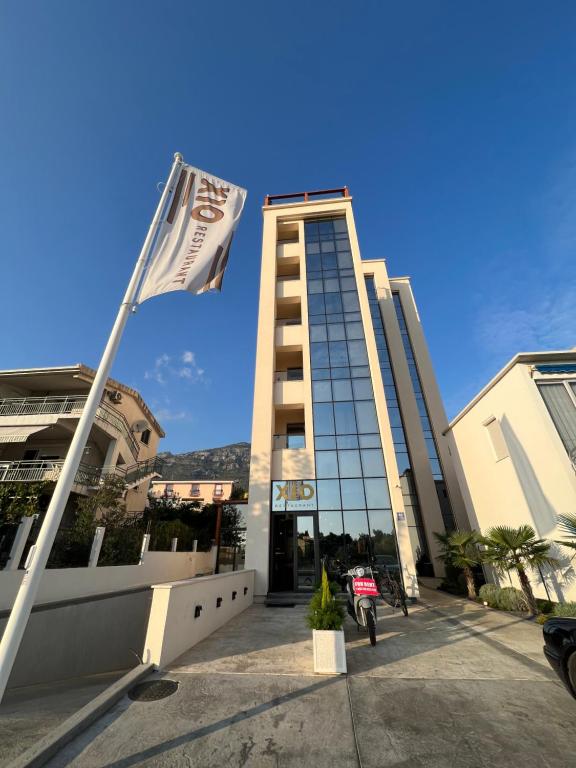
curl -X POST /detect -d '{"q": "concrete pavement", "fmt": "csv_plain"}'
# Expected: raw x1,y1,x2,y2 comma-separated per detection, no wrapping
41,586,576,767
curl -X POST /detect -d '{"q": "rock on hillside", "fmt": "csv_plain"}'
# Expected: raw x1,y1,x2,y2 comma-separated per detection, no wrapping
157,442,251,490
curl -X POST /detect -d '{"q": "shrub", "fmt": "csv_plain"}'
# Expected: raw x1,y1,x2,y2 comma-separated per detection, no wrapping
536,598,554,615
496,587,528,613
307,566,344,631
479,584,499,607
535,614,551,625
552,602,576,618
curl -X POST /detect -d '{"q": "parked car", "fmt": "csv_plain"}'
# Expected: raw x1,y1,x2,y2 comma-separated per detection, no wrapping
543,618,576,698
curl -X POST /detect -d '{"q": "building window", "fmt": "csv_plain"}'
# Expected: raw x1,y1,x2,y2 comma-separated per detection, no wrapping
538,382,576,463
483,417,509,462
140,429,151,445
190,484,200,496
214,483,223,497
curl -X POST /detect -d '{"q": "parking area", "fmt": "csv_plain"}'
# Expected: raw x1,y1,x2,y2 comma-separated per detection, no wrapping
42,586,576,768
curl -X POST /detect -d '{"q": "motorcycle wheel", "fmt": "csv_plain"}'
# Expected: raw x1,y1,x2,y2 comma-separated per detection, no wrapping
367,609,376,646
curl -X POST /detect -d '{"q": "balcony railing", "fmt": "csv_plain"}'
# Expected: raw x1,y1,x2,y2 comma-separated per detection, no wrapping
0,394,141,461
276,319,301,327
273,434,306,450
274,370,304,382
0,395,88,417
0,456,164,487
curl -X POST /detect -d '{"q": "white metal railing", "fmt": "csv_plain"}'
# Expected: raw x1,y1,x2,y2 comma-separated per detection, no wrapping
0,395,87,417
0,394,140,460
0,456,164,486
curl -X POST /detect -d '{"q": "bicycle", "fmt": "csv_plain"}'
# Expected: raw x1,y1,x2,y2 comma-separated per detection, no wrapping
374,566,409,616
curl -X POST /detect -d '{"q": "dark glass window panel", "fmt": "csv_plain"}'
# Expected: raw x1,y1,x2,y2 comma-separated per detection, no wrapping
323,269,339,279
310,325,327,342
334,402,357,434
305,221,319,236
333,219,348,233
331,367,350,379
308,279,323,294
395,451,411,476
341,292,360,313
329,340,349,366
332,379,353,401
336,239,351,252
308,294,325,315
420,415,432,432
364,478,390,509
311,342,329,368
317,479,341,510
352,379,373,400
305,242,320,254
313,403,335,435
355,400,379,433
351,366,371,378
387,407,403,429
345,322,364,339
347,339,368,366
339,268,354,277
318,511,345,571
324,293,343,315
360,449,386,477
310,314,327,325
306,254,322,272
307,270,322,281
340,277,356,291
425,437,439,460
315,435,336,450
369,510,396,561
328,323,346,341
319,221,334,234
344,510,371,565
326,313,344,324
430,459,443,478
322,254,338,271
324,278,339,293
312,380,332,402
337,434,359,449
384,386,398,401
316,451,338,478
344,312,362,322
321,240,335,253
312,368,331,380
359,434,381,449
337,251,353,269
416,398,429,418
338,450,362,478
381,369,395,386
341,479,365,510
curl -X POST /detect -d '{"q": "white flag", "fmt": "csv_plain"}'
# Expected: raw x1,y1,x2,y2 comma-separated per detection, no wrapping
137,164,247,303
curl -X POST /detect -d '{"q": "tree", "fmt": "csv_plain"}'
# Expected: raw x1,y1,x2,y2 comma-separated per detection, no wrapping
555,513,576,552
481,525,558,615
434,530,481,599
76,474,129,527
0,482,47,525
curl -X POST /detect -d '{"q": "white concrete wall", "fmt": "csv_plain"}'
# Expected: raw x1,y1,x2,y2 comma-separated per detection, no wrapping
448,363,576,603
0,550,216,611
144,569,255,668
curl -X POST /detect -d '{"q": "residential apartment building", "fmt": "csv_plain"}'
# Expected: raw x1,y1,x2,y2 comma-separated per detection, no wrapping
245,188,466,599
446,351,576,603
150,480,235,504
0,365,164,516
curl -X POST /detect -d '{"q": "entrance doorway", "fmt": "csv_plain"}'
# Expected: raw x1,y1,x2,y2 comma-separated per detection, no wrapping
271,513,318,592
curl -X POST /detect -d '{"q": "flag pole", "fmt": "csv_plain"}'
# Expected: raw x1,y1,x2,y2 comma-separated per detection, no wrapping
0,152,184,702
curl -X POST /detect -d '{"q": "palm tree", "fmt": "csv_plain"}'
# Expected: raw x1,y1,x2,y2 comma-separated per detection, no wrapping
481,525,558,615
555,513,576,552
434,530,481,600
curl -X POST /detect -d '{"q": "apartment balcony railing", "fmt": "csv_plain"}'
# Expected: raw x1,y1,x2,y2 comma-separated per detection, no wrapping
276,319,301,327
0,395,87,418
0,455,164,487
273,434,306,450
274,370,304,382
0,395,140,460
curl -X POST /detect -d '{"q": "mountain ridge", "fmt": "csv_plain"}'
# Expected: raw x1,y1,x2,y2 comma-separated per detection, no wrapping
158,442,251,489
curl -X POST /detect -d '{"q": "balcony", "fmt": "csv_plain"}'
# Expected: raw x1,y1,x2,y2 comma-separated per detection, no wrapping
0,456,164,489
276,277,301,301
273,434,306,450
0,395,140,461
276,241,300,262
275,324,303,349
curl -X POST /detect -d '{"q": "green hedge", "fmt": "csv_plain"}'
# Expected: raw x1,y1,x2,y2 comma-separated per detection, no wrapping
478,584,527,612
553,601,576,618
478,584,499,607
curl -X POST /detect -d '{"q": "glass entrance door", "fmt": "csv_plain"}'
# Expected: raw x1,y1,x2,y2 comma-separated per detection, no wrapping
271,513,318,592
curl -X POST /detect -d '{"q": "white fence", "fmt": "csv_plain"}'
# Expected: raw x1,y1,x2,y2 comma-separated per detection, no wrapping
144,569,255,668
0,549,217,611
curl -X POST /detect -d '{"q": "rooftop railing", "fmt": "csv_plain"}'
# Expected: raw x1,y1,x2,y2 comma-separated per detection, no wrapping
264,187,350,206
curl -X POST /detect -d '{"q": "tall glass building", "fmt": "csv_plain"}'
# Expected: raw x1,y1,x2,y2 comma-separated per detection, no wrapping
246,188,466,600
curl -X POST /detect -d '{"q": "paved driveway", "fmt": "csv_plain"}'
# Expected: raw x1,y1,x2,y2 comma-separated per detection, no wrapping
45,586,576,768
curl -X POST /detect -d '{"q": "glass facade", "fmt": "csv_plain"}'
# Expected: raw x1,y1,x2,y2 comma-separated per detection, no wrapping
392,292,455,531
305,217,399,576
365,278,428,559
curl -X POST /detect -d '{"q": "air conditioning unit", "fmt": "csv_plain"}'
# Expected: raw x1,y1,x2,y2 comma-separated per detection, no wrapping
132,419,150,433
108,391,123,404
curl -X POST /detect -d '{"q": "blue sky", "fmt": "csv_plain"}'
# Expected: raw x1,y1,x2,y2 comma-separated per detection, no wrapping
1,1,575,454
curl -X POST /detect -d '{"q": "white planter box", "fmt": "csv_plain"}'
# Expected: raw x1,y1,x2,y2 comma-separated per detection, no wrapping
312,629,347,674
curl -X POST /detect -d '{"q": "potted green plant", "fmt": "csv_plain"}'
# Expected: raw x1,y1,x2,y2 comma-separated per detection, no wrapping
307,565,346,674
